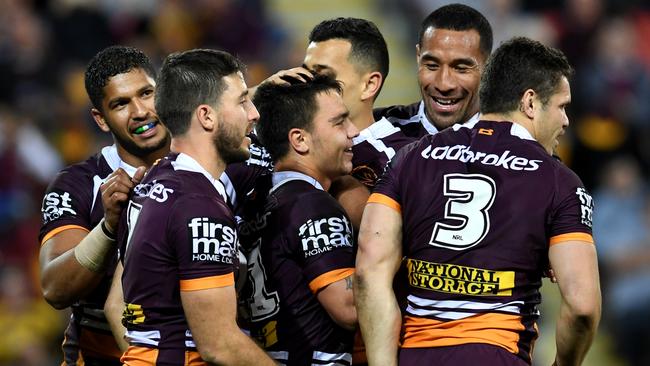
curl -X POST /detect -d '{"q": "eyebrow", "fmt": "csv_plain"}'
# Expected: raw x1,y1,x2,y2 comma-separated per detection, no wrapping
329,110,350,123
107,85,153,108
304,63,333,74
420,54,478,66
239,89,249,99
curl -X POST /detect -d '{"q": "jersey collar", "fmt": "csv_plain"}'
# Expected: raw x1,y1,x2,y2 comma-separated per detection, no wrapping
101,145,138,177
271,171,324,193
171,152,227,201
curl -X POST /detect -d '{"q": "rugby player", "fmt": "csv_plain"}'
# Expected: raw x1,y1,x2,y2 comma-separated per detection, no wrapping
117,49,274,365
356,37,601,366
39,46,169,365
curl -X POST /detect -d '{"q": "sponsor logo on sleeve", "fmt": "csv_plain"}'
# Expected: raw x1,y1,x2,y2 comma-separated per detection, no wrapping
188,217,237,264
421,144,542,171
575,187,594,227
134,180,174,203
298,215,353,258
41,191,76,223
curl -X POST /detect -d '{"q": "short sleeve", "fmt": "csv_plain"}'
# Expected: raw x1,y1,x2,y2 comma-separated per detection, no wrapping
39,166,96,244
168,194,238,290
286,192,355,293
370,139,422,212
549,168,595,245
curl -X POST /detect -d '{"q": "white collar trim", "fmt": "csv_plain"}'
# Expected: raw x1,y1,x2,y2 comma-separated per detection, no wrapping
171,153,227,201
271,171,323,193
101,145,137,177
353,117,401,145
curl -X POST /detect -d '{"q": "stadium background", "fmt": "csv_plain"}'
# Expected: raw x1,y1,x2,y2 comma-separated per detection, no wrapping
1,0,649,364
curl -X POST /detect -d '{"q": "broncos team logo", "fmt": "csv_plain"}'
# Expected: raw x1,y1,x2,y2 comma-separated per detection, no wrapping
351,165,378,188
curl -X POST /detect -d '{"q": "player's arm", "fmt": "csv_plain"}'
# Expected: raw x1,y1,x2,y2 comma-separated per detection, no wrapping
329,175,370,234
104,261,128,352
355,202,403,366
549,239,601,366
40,167,145,308
316,274,357,331
181,283,276,365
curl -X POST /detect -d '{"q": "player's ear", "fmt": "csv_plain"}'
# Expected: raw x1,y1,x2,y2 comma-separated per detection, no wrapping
288,127,309,154
91,108,111,133
519,89,536,119
196,104,216,131
361,71,382,102
415,44,421,64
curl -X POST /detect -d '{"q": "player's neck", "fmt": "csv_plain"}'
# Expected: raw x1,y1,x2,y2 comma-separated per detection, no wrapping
352,107,375,131
274,158,332,191
170,136,226,179
116,144,168,169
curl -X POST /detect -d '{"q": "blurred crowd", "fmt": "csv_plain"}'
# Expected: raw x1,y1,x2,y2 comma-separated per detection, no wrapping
1,0,649,365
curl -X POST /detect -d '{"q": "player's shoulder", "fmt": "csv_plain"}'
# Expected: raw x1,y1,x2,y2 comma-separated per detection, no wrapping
274,179,343,216
135,154,230,212
373,101,420,122
53,151,108,181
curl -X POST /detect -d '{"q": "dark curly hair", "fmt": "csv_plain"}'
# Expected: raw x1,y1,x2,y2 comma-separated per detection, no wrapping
84,45,156,112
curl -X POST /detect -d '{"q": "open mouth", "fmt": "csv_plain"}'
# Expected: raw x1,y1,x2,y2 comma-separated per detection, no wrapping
432,97,461,106
132,121,158,135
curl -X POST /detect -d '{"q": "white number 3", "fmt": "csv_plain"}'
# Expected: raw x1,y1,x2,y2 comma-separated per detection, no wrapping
430,174,496,251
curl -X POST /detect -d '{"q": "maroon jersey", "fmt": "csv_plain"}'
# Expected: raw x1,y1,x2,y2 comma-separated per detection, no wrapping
238,171,355,366
351,117,416,189
370,121,595,364
120,152,238,365
374,101,479,139
39,145,132,365
220,133,273,210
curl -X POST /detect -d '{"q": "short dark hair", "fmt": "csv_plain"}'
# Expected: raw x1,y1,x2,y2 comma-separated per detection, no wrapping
155,49,245,136
309,17,389,95
418,4,493,58
253,75,342,162
479,37,574,114
84,45,156,112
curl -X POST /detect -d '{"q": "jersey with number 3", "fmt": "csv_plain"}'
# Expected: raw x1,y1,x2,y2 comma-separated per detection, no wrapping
371,120,594,364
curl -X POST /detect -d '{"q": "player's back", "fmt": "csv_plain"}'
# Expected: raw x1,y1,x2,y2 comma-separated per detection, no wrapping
372,120,593,363
120,152,237,364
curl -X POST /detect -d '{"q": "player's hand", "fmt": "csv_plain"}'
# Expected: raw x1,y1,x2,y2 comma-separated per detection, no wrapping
101,166,146,233
544,268,557,283
261,67,314,86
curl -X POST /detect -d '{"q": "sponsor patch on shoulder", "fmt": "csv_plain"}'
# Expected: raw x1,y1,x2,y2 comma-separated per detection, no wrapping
42,191,76,223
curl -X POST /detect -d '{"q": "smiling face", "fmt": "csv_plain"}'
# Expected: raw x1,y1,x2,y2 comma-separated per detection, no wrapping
93,67,169,161
303,39,366,124
534,76,571,155
307,91,359,182
417,27,486,131
213,72,259,164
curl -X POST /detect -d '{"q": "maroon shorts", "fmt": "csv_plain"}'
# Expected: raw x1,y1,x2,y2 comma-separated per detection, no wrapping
399,343,529,366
